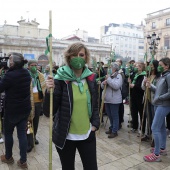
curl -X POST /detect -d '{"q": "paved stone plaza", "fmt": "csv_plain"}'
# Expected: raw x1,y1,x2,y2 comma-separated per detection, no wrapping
0,105,170,170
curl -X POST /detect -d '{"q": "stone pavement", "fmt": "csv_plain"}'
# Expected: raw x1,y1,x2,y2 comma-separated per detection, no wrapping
0,105,170,170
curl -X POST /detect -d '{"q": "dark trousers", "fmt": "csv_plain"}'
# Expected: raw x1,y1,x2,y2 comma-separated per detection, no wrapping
131,97,144,133
119,102,124,125
166,112,170,130
4,116,28,163
56,131,98,170
33,102,42,137
143,101,155,136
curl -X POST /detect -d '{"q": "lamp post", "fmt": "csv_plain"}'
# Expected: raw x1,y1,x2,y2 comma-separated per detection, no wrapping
147,32,161,58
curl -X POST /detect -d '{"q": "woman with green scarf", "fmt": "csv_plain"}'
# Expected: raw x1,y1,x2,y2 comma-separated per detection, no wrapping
44,42,100,170
128,62,146,134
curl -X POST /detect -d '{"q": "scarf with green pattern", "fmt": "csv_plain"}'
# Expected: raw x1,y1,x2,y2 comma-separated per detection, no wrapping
55,66,93,93
132,71,146,84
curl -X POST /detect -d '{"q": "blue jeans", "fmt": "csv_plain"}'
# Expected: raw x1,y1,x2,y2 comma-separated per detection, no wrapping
151,106,170,155
105,103,120,133
4,116,28,163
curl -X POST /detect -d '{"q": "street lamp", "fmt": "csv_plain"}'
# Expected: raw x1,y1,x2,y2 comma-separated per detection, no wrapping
147,32,161,57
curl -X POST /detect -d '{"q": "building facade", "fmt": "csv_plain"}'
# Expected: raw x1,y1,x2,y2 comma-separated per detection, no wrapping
100,23,145,62
144,7,170,60
0,20,110,68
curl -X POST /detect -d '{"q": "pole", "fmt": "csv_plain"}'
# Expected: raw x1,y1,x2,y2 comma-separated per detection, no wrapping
98,57,101,112
48,10,53,170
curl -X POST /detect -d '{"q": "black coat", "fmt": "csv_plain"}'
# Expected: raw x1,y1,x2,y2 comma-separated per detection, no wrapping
130,74,145,101
43,73,100,149
0,67,31,123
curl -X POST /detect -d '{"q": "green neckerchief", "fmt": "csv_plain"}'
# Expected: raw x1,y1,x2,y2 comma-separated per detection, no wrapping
96,76,105,82
132,71,146,84
55,66,93,93
29,71,42,92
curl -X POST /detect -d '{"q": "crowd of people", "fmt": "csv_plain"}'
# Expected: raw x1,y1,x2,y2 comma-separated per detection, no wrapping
0,42,169,169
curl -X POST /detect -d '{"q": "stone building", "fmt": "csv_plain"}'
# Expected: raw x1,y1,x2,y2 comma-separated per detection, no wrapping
100,23,145,62
0,19,110,68
144,7,170,60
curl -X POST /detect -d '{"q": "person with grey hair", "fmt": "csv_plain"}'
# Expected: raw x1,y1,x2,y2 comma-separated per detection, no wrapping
27,59,46,152
101,62,123,138
0,52,31,169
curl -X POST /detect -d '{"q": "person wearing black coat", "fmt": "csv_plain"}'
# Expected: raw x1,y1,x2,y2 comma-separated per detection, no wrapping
129,62,146,133
0,52,31,169
43,42,100,170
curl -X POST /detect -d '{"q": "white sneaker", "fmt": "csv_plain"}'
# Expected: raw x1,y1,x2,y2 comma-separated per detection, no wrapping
168,134,170,138
0,138,4,143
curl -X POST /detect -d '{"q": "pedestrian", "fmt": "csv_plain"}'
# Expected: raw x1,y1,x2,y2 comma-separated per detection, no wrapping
143,57,170,162
0,52,31,169
43,42,100,170
101,62,122,138
27,59,46,152
128,62,146,133
141,60,160,142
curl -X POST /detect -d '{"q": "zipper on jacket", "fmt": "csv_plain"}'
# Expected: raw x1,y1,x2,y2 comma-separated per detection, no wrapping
61,82,72,149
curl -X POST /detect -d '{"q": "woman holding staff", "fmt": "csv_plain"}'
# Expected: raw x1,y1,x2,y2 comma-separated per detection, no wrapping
44,42,100,170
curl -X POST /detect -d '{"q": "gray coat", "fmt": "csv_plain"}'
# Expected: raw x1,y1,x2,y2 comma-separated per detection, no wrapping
151,71,170,106
101,72,122,104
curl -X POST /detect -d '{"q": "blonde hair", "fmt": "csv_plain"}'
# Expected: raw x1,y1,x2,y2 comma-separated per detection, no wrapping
136,62,145,71
64,42,90,66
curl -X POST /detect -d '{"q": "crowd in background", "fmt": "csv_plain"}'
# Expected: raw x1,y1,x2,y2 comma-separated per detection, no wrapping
0,42,170,169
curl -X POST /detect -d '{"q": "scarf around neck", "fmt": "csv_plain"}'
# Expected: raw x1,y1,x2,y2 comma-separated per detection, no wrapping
132,71,146,84
55,66,93,93
29,71,42,92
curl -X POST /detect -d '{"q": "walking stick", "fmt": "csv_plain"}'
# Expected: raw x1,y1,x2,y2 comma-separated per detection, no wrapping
48,11,53,170
127,69,132,135
139,60,153,152
98,57,101,112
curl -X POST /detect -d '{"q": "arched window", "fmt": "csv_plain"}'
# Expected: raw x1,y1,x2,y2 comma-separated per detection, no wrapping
38,55,49,68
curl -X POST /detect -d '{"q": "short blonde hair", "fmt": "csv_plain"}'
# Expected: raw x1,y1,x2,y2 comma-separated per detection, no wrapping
136,62,145,71
64,42,90,66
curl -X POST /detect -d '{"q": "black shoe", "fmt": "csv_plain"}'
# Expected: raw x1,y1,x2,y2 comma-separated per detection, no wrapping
141,135,149,142
27,146,33,153
108,132,118,138
35,139,39,145
105,129,112,134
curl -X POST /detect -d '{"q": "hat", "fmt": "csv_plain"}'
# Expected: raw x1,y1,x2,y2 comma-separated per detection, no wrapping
28,59,38,66
111,62,119,71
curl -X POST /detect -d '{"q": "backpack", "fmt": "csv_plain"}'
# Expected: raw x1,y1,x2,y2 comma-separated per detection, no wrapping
119,72,129,100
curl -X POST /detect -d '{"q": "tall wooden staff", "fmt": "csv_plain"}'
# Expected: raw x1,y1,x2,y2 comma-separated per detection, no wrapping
139,45,153,152
48,11,53,170
127,61,132,134
101,45,113,129
98,57,101,112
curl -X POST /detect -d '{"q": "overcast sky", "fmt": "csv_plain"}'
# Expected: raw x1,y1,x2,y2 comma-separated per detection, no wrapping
0,0,170,39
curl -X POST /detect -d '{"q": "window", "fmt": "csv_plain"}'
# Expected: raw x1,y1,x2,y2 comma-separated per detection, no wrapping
166,18,170,26
164,37,170,49
139,46,144,49
139,40,144,43
116,36,119,40
152,22,156,29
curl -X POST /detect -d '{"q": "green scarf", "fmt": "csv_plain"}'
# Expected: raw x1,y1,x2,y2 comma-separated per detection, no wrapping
132,71,146,84
55,66,93,93
29,71,42,92
55,66,93,118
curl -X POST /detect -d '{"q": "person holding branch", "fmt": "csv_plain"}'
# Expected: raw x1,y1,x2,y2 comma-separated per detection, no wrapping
101,62,122,138
43,42,100,170
144,57,170,162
